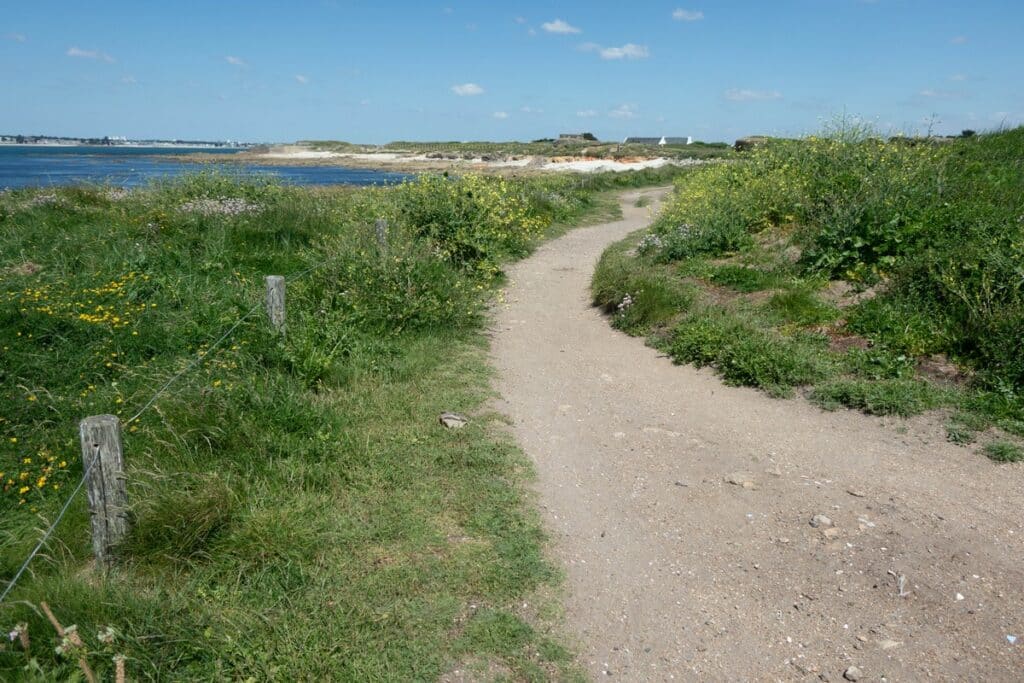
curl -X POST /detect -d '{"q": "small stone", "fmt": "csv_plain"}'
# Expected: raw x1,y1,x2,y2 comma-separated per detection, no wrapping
846,489,866,497
810,514,833,528
843,666,863,681
439,412,469,429
725,472,758,489
823,527,841,539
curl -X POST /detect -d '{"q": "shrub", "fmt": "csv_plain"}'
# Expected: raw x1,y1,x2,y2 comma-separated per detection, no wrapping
392,174,547,276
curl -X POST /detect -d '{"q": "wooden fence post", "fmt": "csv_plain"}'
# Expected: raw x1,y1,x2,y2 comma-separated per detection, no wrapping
265,275,285,334
375,218,388,254
79,415,128,568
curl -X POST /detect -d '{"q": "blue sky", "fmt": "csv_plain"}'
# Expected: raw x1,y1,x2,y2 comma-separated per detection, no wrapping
2,1,1022,143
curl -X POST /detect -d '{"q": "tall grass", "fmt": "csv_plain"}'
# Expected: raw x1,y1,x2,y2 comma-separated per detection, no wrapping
593,125,1024,453
647,125,1024,392
0,170,651,679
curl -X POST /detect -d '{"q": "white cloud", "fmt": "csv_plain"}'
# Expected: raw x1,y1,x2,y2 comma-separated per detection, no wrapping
4,33,27,42
451,82,484,96
577,109,598,118
515,16,527,25
225,55,247,67
542,19,581,34
520,106,543,114
950,35,968,44
360,99,370,106
493,111,509,119
295,74,309,84
577,42,600,52
120,75,137,85
724,88,783,102
672,9,704,21
949,73,968,82
918,88,963,100
608,104,638,119
66,46,114,63
600,43,649,60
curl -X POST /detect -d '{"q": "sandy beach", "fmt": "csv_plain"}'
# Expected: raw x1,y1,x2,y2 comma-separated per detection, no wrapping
178,144,704,174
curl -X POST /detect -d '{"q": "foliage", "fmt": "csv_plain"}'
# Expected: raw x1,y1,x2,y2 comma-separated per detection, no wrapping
982,441,1024,463
0,169,659,679
591,124,1024,454
391,174,546,276
637,124,1024,397
810,379,948,417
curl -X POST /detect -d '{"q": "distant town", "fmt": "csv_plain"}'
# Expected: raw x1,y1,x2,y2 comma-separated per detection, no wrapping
0,134,255,148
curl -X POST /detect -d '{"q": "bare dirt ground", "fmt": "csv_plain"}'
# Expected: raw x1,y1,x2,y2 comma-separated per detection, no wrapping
490,188,1024,681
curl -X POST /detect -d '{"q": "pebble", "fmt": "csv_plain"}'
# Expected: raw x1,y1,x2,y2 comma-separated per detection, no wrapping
725,472,758,489
843,665,863,681
810,514,833,528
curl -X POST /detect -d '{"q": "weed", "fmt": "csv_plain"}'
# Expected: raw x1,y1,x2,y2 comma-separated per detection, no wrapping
982,441,1024,463
766,289,841,326
593,125,1024,446
811,379,948,417
668,308,831,396
708,264,782,292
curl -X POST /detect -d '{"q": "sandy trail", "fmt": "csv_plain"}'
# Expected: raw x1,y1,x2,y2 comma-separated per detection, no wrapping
491,189,1024,681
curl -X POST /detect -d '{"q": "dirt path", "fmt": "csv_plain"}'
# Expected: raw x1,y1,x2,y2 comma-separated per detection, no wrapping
491,189,1024,681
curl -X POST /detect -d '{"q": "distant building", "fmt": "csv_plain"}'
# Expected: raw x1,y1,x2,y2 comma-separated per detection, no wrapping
557,132,598,142
624,136,693,145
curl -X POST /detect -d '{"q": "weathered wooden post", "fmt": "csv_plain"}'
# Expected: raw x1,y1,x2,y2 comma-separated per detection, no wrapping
79,415,128,568
375,218,388,255
265,275,285,334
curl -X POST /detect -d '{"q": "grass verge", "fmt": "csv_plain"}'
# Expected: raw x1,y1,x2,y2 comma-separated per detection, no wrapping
0,170,658,679
592,125,1024,462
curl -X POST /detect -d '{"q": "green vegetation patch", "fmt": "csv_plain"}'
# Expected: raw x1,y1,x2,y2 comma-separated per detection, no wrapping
591,124,1024,456
982,441,1024,463
0,170,655,679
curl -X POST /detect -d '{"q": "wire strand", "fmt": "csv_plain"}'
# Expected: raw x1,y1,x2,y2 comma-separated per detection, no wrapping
0,448,98,606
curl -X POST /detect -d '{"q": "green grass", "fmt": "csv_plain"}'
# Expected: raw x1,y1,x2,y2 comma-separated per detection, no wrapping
1,170,678,679
766,289,841,326
707,264,784,292
590,125,1024,455
811,378,949,416
982,441,1024,463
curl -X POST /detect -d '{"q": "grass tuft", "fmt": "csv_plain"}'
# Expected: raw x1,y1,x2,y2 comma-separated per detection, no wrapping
982,441,1024,463
811,378,948,417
